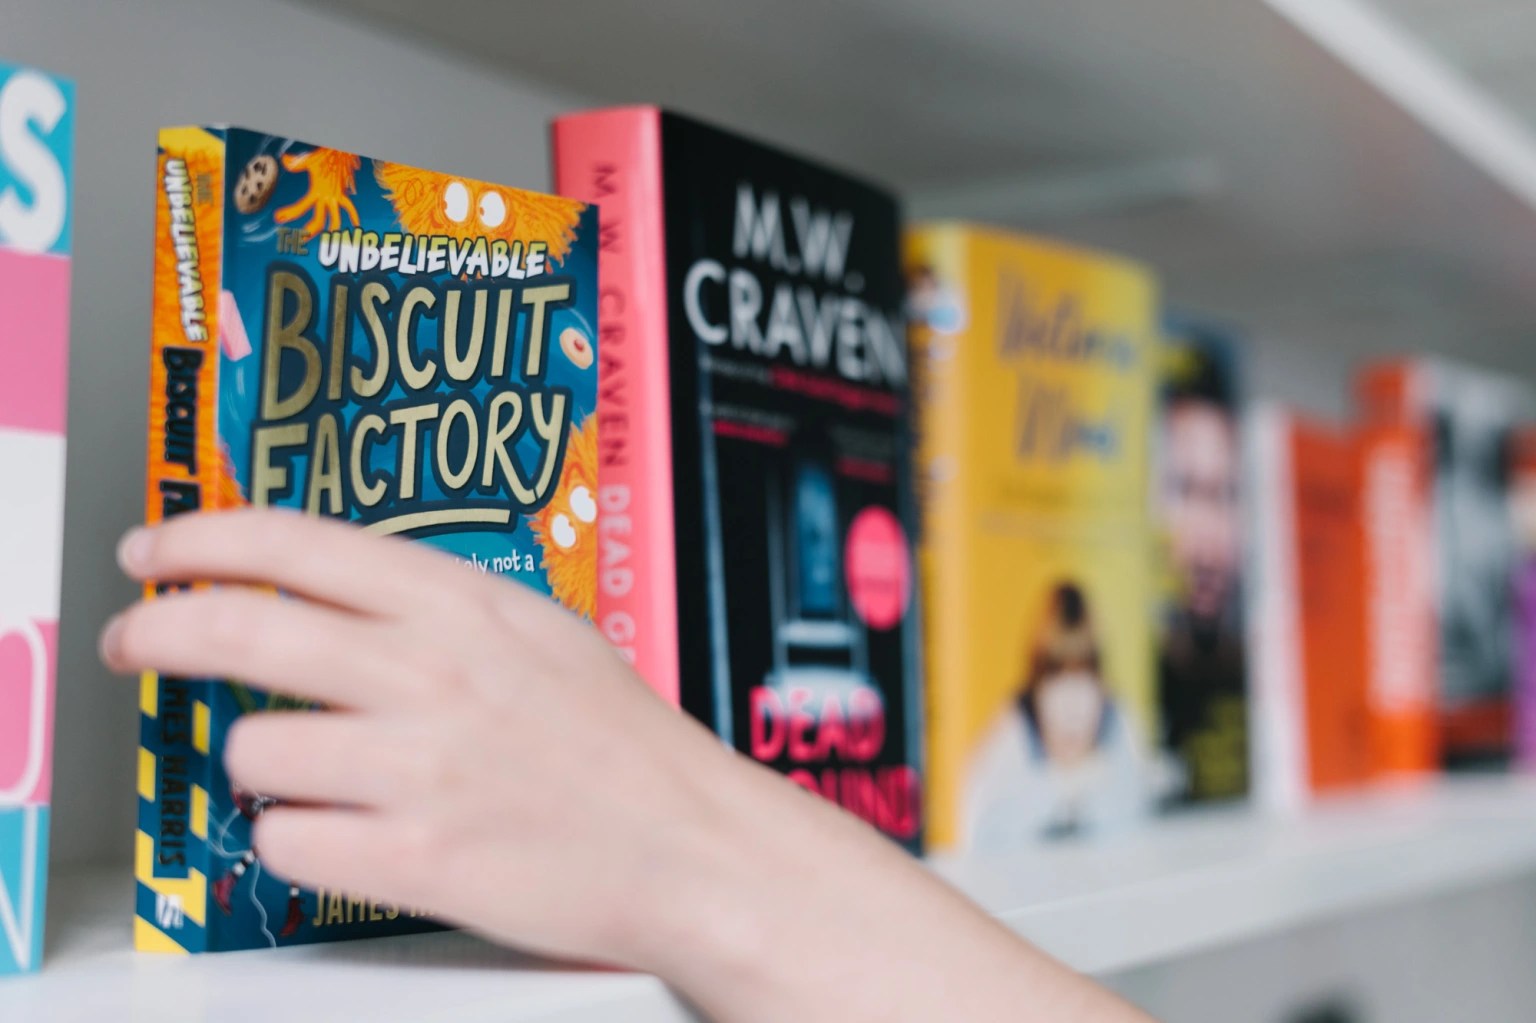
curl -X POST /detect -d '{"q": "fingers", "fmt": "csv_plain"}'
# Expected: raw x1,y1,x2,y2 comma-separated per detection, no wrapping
102,587,420,710
273,197,305,224
253,807,444,920
120,508,499,621
339,195,360,228
225,712,400,808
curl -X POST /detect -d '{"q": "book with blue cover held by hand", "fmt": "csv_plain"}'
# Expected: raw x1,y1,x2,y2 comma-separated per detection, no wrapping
137,126,599,953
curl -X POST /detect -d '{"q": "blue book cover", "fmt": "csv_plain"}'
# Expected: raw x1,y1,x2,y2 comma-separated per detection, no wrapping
136,126,598,952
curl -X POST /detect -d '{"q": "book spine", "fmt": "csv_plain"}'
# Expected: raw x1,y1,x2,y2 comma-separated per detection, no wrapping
135,127,228,954
905,227,969,850
1358,424,1439,778
1292,423,1373,793
552,109,680,705
1247,405,1308,811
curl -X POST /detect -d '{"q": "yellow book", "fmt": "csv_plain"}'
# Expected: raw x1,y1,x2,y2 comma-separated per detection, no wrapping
907,223,1159,850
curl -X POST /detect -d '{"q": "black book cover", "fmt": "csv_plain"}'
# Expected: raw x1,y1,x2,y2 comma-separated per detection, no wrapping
659,114,923,849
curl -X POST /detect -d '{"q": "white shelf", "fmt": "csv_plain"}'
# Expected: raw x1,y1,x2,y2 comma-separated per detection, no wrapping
6,778,1536,1022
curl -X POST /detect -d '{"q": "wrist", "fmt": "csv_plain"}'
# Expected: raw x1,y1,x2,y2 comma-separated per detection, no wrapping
615,753,788,984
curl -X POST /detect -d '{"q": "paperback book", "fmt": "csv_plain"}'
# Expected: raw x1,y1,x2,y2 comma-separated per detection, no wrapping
1248,409,1372,807
1357,358,1536,768
1510,427,1536,771
1154,319,1249,806
0,60,73,977
907,223,1158,850
138,126,598,952
553,108,923,850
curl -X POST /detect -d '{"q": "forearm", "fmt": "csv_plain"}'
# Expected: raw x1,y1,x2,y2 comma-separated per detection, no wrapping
631,757,1155,1023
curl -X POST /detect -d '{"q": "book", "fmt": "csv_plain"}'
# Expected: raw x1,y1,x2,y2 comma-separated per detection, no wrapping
0,60,73,976
1357,358,1536,769
1154,319,1249,806
907,223,1158,850
1356,421,1437,779
552,108,923,850
138,127,598,953
1511,427,1536,771
1248,409,1372,807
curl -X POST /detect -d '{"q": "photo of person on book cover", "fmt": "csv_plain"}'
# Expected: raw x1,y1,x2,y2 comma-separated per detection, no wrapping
1155,328,1248,804
964,581,1147,845
1432,378,1522,763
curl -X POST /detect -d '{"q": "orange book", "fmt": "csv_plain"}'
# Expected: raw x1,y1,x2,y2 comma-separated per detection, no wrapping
1357,359,1535,768
1251,409,1371,803
1357,423,1438,778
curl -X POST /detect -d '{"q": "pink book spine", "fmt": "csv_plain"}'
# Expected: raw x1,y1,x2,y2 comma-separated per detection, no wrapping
552,107,680,705
0,245,70,809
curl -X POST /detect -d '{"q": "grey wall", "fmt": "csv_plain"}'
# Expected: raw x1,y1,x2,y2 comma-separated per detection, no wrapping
8,0,582,867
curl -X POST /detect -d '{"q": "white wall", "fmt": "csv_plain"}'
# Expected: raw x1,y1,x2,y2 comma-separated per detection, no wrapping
7,0,583,866
2,0,1427,868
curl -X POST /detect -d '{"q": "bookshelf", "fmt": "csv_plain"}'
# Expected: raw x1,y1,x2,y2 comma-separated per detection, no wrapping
6,0,1536,1016
5,777,1535,1022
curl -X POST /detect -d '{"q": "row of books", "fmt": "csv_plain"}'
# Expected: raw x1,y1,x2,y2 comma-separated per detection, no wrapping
3,57,1534,967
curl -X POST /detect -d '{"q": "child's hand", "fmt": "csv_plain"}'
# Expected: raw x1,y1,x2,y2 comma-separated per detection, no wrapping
101,508,743,971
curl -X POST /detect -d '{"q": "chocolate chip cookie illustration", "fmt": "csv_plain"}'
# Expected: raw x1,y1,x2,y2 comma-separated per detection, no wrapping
234,154,278,214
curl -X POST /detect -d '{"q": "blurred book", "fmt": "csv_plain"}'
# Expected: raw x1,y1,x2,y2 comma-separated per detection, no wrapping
1154,318,1249,807
1249,409,1372,807
1510,426,1536,772
1357,359,1536,769
1250,405,1438,808
0,60,73,976
553,108,924,851
1356,421,1437,779
907,223,1158,851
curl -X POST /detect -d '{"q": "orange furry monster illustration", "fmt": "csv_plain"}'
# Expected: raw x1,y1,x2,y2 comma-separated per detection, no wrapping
274,148,585,263
529,416,599,618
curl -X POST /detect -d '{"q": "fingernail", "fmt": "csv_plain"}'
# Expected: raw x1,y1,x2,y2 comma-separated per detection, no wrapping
117,527,152,574
99,614,125,667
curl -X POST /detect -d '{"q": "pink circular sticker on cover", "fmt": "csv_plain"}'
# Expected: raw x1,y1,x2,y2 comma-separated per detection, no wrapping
844,507,911,630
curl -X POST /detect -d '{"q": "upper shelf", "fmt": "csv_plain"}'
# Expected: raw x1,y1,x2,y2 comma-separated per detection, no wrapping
290,0,1536,390
6,777,1536,1022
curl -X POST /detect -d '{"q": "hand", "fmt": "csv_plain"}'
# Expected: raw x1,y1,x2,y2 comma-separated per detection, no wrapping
101,508,735,969
274,150,360,236
102,509,1153,1023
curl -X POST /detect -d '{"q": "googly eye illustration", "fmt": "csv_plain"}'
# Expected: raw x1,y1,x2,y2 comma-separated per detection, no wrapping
569,486,597,524
551,513,577,549
479,190,507,229
443,180,470,223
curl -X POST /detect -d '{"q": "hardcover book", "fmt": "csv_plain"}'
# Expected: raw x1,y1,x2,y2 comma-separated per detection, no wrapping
907,223,1157,851
552,108,923,851
138,126,598,952
1154,320,1249,806
1357,358,1536,768
0,61,73,976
